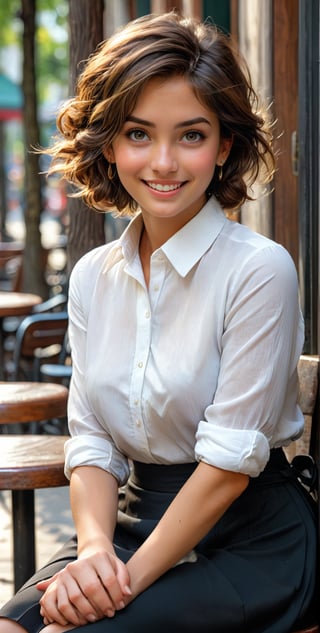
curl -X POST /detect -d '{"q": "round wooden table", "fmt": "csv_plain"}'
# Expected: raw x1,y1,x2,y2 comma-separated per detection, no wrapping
0,380,68,423
0,380,69,591
0,241,24,265
0,290,42,317
0,242,24,290
0,291,42,379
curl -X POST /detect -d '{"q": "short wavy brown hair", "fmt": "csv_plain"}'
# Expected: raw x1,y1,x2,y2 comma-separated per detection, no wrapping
46,11,275,215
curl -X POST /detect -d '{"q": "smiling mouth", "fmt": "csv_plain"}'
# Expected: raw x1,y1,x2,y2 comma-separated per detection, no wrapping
144,181,184,192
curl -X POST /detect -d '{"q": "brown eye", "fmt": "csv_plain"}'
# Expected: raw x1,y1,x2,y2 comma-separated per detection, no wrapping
128,129,149,141
183,131,204,142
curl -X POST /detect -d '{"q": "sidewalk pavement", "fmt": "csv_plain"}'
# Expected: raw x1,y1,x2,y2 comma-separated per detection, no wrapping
0,486,74,608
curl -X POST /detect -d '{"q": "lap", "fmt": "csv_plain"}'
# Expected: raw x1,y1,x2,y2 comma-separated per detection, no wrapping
0,457,317,633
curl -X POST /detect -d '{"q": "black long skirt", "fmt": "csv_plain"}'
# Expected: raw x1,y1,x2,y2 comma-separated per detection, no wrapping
0,449,318,633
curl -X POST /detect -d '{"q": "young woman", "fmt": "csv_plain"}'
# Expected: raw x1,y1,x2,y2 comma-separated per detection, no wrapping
0,11,317,633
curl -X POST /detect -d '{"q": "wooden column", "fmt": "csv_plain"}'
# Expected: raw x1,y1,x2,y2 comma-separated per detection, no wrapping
181,0,202,18
104,0,131,37
151,0,183,12
273,0,299,265
298,0,320,353
237,0,273,238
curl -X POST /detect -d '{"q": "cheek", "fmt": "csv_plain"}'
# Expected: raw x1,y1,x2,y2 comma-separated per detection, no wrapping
192,149,218,179
114,145,147,174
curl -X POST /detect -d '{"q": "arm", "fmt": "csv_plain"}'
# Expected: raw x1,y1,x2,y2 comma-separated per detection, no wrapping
38,466,131,626
127,461,248,597
38,257,131,626
70,465,119,555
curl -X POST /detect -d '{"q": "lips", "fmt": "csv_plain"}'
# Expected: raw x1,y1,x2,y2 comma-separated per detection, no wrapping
144,181,184,192
147,182,181,191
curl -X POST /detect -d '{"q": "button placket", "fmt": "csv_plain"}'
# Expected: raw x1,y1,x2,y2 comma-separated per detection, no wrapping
148,254,165,311
129,288,152,450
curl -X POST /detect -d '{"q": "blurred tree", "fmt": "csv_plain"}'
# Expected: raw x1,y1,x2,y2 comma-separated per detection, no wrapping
0,0,68,296
20,0,48,297
0,1,68,100
0,1,21,47
66,0,105,273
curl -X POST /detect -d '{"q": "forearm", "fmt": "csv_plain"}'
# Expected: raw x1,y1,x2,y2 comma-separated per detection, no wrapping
70,465,119,556
127,461,249,596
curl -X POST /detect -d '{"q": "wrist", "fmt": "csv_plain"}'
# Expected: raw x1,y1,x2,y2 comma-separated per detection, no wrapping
78,536,115,558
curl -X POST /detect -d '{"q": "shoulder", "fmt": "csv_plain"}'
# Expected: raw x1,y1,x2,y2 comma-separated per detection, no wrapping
68,240,121,315
70,240,119,285
220,220,297,279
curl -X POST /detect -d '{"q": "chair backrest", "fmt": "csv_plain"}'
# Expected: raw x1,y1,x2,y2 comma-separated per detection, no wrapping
297,355,319,459
291,356,319,633
31,293,67,314
285,355,319,465
12,312,68,381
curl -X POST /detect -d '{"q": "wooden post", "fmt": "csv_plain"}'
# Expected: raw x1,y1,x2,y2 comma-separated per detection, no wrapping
273,0,299,264
105,0,130,37
237,0,273,238
151,0,183,12
181,0,202,18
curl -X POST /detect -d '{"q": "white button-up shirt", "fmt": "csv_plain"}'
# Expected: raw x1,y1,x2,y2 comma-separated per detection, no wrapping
65,197,304,484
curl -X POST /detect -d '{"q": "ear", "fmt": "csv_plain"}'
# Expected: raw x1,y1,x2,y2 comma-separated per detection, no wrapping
217,136,233,166
103,146,115,163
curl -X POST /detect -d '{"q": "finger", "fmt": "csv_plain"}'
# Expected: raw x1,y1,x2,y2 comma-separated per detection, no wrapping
114,558,132,596
95,561,129,612
74,569,117,617
40,579,82,627
40,598,69,628
41,582,87,627
68,555,120,616
36,573,59,591
60,574,107,622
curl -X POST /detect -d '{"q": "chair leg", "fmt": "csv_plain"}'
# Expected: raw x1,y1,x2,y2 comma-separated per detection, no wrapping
12,489,36,592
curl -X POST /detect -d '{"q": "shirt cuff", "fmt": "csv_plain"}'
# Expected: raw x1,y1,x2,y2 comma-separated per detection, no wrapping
195,422,270,477
64,435,130,485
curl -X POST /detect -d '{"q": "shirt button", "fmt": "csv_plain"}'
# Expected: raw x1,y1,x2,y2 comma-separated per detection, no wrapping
154,284,159,292
136,419,141,427
134,399,140,406
138,361,143,368
145,310,150,319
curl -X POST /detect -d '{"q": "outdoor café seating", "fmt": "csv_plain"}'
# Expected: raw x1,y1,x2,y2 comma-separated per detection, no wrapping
0,381,69,592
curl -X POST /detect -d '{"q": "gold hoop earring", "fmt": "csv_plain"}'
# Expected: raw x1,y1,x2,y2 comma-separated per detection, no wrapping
218,164,223,181
108,163,115,180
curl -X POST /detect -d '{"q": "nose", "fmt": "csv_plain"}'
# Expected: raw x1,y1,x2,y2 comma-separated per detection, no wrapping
150,143,178,174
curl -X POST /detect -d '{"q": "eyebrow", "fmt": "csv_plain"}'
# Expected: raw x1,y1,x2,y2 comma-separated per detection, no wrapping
125,115,211,128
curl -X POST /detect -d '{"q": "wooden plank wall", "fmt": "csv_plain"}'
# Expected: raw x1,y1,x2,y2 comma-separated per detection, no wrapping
272,0,299,266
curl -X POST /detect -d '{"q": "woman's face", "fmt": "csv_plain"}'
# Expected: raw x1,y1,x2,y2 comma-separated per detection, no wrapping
108,75,231,228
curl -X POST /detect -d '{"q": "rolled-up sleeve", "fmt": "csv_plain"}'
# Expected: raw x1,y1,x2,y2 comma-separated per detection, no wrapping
195,425,270,476
64,253,130,486
195,243,304,476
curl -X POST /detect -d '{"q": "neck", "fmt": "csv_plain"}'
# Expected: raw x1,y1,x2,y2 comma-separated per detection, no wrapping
140,216,179,253
139,227,154,258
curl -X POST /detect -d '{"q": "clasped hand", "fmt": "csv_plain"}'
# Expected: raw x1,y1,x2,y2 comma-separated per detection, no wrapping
36,549,132,627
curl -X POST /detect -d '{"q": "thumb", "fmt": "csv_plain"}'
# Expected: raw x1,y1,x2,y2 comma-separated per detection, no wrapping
36,574,58,591
114,559,132,597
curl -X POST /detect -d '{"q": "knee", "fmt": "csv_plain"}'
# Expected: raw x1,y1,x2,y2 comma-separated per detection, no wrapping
0,619,28,633
43,623,76,632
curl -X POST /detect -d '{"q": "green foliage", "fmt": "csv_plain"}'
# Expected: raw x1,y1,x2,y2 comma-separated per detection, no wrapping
0,0,21,46
0,0,69,103
36,3,69,102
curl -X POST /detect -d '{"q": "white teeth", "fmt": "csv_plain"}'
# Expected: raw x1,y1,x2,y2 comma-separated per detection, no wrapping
147,182,181,192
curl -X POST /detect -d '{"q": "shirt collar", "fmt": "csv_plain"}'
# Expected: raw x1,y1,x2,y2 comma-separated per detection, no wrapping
101,214,142,274
160,197,227,277
104,197,227,277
